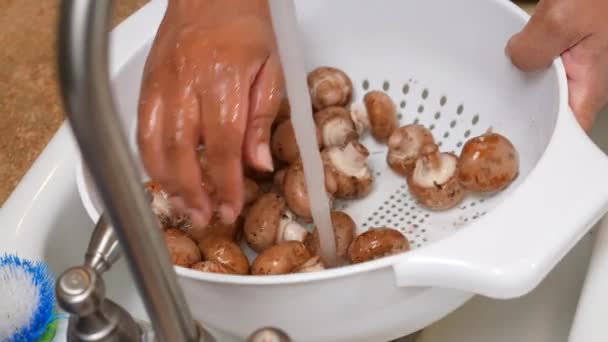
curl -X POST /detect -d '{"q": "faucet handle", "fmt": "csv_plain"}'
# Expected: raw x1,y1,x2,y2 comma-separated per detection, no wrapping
85,212,121,274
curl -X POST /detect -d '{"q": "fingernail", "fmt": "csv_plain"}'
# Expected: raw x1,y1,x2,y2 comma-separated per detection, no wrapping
218,204,236,225
189,209,209,228
257,143,274,171
169,196,187,212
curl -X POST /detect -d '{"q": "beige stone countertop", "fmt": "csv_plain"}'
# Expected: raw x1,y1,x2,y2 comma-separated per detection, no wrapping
0,0,536,205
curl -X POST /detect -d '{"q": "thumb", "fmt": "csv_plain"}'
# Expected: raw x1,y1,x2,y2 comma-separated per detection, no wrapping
506,1,585,71
244,55,284,172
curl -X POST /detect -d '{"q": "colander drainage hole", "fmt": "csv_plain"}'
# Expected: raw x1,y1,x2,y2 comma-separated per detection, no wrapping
418,105,424,113
362,80,370,90
472,114,480,125
429,124,435,130
383,81,390,91
457,141,463,148
443,132,449,139
457,104,464,115
464,129,471,138
422,89,429,99
400,100,406,108
440,96,447,106
413,118,419,124
402,84,410,94
398,114,403,120
450,120,457,128
434,112,441,120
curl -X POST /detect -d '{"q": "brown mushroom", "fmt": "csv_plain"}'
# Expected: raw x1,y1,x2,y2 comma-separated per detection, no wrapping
304,211,356,261
244,177,261,207
387,124,436,176
347,227,410,264
186,214,243,244
198,234,250,275
307,66,353,111
273,168,287,190
349,102,372,136
163,228,201,267
271,119,322,164
191,260,237,275
274,96,291,128
458,129,520,193
322,140,373,199
294,256,325,273
362,90,398,141
407,144,466,210
251,241,312,275
243,193,310,252
314,106,358,148
282,161,337,220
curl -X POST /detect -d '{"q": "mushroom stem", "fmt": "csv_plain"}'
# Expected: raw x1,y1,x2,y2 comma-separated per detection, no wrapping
277,210,310,244
419,144,441,173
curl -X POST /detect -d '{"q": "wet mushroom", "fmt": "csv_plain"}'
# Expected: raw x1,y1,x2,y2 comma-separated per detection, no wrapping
304,211,356,261
186,214,243,244
191,260,237,275
387,124,435,176
282,161,337,220
294,256,325,273
244,177,261,207
407,143,466,210
314,106,358,148
322,140,373,199
144,180,190,229
243,193,310,252
347,227,410,264
198,234,250,275
163,228,201,267
271,119,322,164
307,66,353,111
350,91,398,142
251,241,312,275
458,129,520,193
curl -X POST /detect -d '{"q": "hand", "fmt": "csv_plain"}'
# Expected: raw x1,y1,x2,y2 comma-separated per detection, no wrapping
507,0,608,131
137,0,283,227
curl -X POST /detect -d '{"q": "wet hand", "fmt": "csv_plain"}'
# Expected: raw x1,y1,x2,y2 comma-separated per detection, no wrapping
137,0,283,228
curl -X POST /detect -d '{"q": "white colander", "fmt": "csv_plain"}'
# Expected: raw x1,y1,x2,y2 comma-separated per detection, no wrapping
75,0,608,341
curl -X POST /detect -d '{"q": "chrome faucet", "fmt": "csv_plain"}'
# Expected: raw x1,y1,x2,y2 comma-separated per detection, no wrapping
55,1,289,341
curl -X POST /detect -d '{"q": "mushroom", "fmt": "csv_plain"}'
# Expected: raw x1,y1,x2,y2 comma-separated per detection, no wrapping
307,66,353,111
282,161,337,220
322,140,373,199
294,256,325,273
271,119,322,164
274,96,291,128
186,214,243,244
387,124,435,176
347,227,410,264
144,180,190,229
163,228,201,267
349,91,398,141
273,167,287,190
458,129,520,193
251,241,312,275
243,193,310,252
314,106,358,148
304,211,356,261
198,234,250,275
407,144,466,210
191,260,237,275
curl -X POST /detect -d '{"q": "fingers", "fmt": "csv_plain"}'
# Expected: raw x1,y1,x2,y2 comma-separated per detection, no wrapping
561,38,608,132
506,0,586,71
137,86,170,188
200,70,250,224
244,55,284,172
163,88,212,227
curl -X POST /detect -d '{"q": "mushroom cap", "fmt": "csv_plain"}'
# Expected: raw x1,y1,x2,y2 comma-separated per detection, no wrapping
251,241,312,275
244,192,286,252
304,211,356,261
271,119,322,164
307,66,353,111
294,256,325,273
387,124,435,176
323,140,373,199
163,228,202,267
282,161,337,220
458,131,520,193
192,260,238,275
313,106,358,148
187,214,243,244
363,90,398,141
198,234,250,275
347,227,410,264
407,146,466,210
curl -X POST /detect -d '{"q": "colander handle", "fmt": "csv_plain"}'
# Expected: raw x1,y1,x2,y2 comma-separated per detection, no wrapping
393,108,608,299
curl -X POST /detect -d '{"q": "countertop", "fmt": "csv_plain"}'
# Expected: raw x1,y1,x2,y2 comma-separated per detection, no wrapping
0,0,536,205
